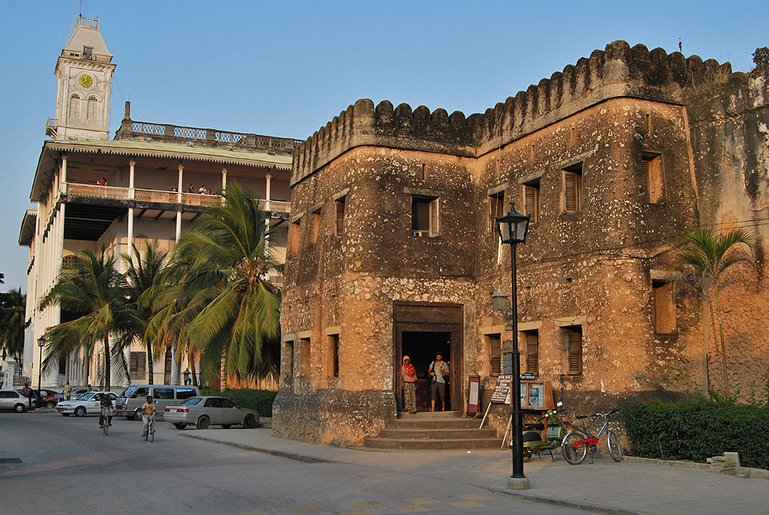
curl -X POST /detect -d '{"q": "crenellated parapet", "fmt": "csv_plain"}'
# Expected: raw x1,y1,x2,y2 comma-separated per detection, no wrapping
292,40,737,183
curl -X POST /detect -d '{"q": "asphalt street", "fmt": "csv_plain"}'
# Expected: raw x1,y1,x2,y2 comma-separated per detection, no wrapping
0,411,581,515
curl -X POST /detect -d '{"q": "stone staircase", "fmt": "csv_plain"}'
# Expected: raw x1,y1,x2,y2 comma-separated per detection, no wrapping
363,411,502,450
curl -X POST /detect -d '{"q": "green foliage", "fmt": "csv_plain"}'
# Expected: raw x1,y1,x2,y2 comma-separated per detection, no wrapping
0,288,28,363
624,397,769,469
201,388,277,417
753,47,769,69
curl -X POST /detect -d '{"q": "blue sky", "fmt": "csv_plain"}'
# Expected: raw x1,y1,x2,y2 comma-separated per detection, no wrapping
1,0,767,291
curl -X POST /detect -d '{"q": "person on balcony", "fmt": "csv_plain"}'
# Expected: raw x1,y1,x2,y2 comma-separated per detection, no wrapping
187,183,194,193
199,185,207,194
97,177,107,186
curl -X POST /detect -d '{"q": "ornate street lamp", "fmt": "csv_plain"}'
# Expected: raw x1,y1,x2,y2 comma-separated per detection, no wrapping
495,204,530,490
37,336,46,406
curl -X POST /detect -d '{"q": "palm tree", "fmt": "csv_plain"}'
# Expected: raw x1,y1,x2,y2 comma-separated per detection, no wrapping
0,288,28,365
173,183,282,389
124,242,169,385
39,249,139,392
678,226,754,398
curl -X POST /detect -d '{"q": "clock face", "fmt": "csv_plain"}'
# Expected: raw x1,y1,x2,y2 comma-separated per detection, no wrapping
78,74,94,89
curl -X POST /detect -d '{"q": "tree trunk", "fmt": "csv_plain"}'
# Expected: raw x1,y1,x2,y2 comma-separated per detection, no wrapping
220,351,227,391
701,289,711,394
103,335,111,392
190,351,199,387
714,290,730,398
147,340,154,385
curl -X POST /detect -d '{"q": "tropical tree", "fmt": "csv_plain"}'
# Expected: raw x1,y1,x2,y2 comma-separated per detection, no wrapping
0,288,28,364
678,226,755,398
123,242,169,385
172,183,282,389
39,249,139,391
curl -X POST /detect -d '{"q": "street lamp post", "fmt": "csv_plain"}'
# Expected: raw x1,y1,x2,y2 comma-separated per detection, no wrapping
37,336,46,405
495,204,530,490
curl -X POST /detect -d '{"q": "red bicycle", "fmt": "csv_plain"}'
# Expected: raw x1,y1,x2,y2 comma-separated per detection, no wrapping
561,409,623,464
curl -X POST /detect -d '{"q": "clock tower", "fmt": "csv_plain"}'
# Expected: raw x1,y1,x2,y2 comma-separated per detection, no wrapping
49,16,115,140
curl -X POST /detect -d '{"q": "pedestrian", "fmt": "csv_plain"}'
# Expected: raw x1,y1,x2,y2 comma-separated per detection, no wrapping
98,392,113,428
401,355,417,413
428,352,449,412
21,382,33,408
198,184,206,194
187,183,194,193
63,381,71,400
87,383,92,391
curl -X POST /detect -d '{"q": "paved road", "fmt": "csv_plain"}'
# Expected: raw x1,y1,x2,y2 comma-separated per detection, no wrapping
0,412,580,514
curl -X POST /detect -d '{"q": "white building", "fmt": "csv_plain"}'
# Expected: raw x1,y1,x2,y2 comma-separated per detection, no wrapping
19,16,297,390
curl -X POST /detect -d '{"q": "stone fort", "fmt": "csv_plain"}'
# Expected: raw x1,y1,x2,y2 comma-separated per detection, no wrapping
274,41,769,446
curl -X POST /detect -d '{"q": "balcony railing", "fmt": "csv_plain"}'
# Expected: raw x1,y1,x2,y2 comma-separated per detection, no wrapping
115,119,301,155
64,182,290,213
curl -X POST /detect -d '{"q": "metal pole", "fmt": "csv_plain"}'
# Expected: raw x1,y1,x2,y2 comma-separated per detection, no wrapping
510,241,525,479
38,344,44,405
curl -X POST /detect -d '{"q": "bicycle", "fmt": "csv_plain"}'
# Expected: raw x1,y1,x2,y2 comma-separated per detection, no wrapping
99,406,113,436
141,413,155,443
561,409,623,464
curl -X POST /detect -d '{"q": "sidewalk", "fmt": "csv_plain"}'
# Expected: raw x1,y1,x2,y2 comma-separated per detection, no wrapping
178,421,769,515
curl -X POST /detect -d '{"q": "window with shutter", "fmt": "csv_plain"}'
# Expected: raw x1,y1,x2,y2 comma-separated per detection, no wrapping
69,94,82,119
335,197,346,236
525,331,539,375
562,163,582,213
643,152,663,204
289,219,301,256
488,333,502,376
87,96,99,120
429,197,440,236
564,326,583,375
285,341,295,379
489,191,505,233
412,195,440,237
300,338,311,378
523,180,540,224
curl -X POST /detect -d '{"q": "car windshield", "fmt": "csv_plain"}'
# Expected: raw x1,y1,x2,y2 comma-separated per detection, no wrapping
76,392,96,401
182,397,203,406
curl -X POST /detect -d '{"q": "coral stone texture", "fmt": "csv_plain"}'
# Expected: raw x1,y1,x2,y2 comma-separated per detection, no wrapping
274,41,769,446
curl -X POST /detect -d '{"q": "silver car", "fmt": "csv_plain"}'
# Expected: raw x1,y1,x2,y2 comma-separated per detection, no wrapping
164,396,260,430
55,391,117,417
0,390,34,412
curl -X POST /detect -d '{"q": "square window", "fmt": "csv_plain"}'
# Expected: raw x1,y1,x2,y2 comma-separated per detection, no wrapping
129,352,146,380
412,195,439,237
562,163,583,213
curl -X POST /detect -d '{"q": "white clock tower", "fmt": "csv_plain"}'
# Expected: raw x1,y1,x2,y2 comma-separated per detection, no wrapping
48,16,115,140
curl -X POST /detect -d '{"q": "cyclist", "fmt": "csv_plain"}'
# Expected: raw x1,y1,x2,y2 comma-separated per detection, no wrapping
98,393,113,429
140,395,157,438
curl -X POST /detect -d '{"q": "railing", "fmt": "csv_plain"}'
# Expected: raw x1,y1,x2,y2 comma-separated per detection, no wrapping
115,119,301,155
65,183,288,213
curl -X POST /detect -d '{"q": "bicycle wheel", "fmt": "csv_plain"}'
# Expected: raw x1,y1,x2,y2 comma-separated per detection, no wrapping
607,430,623,462
103,421,108,436
562,431,588,465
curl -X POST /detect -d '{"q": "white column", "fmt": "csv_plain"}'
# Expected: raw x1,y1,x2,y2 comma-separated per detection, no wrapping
60,155,68,195
127,208,134,259
171,345,179,385
176,164,184,242
221,168,227,194
128,160,136,199
265,174,272,211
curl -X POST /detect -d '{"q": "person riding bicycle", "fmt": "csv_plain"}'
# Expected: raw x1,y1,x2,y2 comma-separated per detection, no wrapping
98,393,113,428
140,395,157,437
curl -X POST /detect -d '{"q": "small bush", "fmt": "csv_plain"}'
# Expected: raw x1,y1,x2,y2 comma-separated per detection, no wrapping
201,388,277,417
624,396,769,469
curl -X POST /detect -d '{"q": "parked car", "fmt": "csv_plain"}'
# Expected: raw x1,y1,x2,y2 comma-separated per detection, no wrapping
115,385,199,420
164,396,260,430
55,391,117,417
37,389,64,408
0,390,35,412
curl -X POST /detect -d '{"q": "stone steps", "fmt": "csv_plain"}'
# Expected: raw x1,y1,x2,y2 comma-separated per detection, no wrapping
363,411,502,450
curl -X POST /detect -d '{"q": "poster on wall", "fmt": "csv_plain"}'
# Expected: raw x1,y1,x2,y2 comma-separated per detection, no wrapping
490,375,512,404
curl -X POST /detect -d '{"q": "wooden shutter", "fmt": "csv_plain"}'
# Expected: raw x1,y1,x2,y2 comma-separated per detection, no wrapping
525,333,539,375
335,199,345,236
490,334,501,376
524,185,538,223
564,172,580,212
429,198,440,237
567,329,582,375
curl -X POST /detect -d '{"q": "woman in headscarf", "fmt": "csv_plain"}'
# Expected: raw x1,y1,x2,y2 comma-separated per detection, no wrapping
401,355,418,413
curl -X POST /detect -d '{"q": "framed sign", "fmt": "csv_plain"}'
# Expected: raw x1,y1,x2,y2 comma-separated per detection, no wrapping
467,375,480,415
490,375,512,404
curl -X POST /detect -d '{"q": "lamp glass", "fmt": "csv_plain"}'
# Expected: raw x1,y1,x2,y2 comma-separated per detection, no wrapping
496,207,530,245
37,337,45,348
490,289,510,311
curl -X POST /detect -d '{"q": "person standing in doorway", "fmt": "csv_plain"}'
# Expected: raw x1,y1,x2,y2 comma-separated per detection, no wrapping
428,352,449,411
401,356,417,414
63,381,71,400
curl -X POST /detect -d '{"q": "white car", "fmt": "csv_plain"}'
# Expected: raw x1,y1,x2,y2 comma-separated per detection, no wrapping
0,390,35,412
55,391,117,417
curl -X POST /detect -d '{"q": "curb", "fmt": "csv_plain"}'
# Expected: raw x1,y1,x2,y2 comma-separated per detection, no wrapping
176,431,337,464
